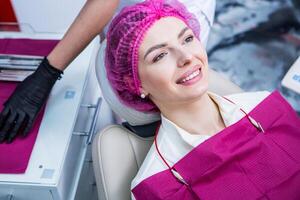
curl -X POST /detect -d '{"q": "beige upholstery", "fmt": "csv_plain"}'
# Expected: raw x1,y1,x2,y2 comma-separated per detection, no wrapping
92,125,153,200
208,69,243,96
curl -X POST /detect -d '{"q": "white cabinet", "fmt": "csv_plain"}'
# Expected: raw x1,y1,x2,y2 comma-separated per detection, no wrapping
0,188,53,200
0,33,113,200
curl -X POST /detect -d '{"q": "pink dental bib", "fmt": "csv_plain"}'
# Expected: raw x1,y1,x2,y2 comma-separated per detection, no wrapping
132,91,300,200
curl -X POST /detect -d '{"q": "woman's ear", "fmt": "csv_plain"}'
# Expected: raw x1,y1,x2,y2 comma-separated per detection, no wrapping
139,87,149,96
139,87,149,99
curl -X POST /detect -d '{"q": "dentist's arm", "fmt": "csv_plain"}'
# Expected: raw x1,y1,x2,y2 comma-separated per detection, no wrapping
48,0,119,70
0,0,120,143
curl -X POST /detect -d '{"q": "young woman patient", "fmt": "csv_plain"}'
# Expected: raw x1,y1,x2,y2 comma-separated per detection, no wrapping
104,0,300,199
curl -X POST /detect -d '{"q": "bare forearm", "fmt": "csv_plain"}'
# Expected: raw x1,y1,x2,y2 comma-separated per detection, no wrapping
47,0,119,70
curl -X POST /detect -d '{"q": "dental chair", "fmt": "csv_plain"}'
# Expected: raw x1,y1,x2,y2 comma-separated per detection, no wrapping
92,40,243,200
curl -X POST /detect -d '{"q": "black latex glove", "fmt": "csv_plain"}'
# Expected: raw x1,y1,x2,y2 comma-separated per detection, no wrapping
0,57,63,143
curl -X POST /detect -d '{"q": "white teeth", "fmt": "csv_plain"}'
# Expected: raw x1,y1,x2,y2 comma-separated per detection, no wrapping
181,69,200,83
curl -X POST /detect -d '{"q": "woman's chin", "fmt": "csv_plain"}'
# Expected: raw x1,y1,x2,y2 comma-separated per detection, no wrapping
180,84,208,100
189,80,208,94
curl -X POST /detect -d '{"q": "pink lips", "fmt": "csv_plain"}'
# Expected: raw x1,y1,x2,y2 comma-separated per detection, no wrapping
176,65,202,85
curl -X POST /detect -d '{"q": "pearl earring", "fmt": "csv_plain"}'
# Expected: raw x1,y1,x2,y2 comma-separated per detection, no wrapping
141,93,146,99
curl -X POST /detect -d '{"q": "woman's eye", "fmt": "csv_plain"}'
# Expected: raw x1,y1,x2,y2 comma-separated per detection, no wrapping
184,35,194,43
153,52,167,63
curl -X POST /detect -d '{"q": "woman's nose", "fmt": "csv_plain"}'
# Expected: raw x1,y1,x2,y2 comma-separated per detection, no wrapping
177,49,193,68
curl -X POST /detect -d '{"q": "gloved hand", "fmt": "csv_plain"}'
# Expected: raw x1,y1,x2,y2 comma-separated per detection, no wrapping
0,57,63,143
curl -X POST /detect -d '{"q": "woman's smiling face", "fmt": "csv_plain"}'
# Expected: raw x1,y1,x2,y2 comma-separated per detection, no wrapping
138,17,209,109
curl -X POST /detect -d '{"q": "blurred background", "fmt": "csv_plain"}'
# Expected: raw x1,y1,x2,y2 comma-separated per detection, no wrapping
207,0,300,113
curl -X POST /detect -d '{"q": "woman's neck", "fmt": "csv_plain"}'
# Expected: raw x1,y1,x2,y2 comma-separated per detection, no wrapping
160,93,226,136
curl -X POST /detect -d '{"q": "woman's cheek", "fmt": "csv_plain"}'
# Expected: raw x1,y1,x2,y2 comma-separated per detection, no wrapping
150,68,172,87
196,47,208,63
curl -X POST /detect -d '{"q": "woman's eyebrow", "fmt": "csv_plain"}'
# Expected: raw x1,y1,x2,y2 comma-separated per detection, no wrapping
177,27,189,39
144,43,167,60
143,26,189,60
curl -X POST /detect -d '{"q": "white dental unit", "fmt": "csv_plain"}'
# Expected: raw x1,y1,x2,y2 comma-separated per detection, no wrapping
282,56,300,95
0,1,114,199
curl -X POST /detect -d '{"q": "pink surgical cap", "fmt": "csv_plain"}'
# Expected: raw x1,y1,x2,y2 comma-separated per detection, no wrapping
105,0,200,112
